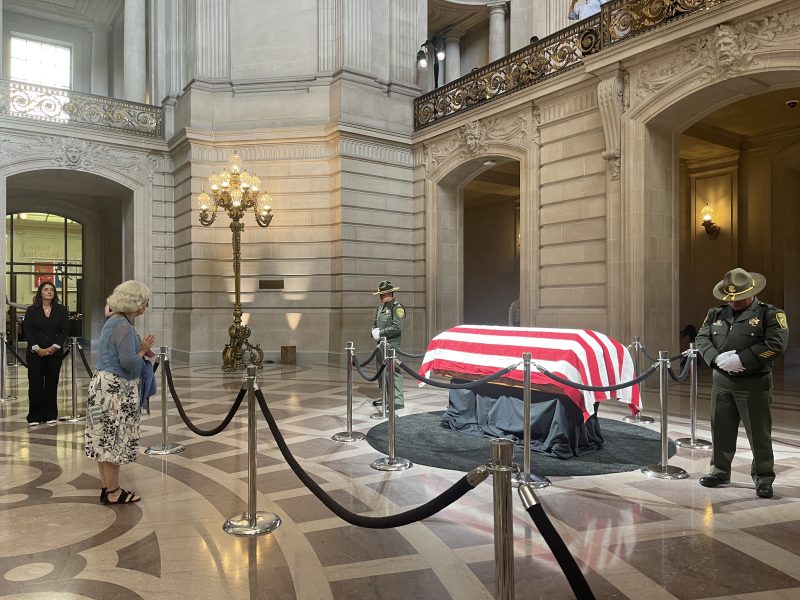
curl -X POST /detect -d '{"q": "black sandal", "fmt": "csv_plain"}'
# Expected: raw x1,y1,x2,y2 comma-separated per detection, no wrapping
104,487,141,504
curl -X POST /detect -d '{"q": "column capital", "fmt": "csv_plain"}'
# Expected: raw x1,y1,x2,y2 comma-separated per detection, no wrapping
487,2,508,15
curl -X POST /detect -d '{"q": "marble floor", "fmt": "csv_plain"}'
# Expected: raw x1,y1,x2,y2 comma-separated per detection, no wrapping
1,357,799,600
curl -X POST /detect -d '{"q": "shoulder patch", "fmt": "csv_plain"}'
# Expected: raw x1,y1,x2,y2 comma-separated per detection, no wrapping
776,312,788,330
395,305,405,318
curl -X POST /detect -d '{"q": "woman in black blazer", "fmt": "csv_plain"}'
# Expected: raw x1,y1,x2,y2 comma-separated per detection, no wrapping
23,281,69,425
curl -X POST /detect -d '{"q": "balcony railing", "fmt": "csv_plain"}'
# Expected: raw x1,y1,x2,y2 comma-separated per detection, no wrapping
0,79,164,139
414,0,729,130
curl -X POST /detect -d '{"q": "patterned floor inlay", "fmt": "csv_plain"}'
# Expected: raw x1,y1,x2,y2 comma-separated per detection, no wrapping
1,361,799,599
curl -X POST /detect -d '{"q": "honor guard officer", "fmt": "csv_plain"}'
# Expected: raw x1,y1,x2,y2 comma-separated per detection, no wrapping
371,280,405,409
695,268,789,499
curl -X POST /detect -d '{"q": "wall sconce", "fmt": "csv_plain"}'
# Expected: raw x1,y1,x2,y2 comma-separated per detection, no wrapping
701,203,720,240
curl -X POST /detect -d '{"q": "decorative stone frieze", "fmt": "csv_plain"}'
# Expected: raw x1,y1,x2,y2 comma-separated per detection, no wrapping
597,72,626,180
424,110,531,172
635,10,800,104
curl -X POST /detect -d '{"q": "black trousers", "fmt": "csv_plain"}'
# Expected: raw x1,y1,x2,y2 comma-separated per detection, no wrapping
27,351,64,422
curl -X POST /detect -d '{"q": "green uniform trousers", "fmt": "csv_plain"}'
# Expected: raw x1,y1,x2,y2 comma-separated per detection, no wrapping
378,346,404,408
709,371,774,485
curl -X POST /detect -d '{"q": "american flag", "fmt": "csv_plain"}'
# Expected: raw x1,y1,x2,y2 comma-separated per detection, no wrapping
419,325,641,422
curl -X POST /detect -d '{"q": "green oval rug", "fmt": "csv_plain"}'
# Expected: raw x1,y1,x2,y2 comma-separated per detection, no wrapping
366,411,678,477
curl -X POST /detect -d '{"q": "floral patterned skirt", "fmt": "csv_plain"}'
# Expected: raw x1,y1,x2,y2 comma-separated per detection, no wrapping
84,370,141,465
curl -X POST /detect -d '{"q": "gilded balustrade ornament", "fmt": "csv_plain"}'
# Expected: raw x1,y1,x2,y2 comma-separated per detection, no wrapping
414,0,732,130
198,153,274,371
0,79,163,138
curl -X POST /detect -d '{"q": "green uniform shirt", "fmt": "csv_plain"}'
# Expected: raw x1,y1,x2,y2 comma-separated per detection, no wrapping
695,298,789,377
374,298,405,350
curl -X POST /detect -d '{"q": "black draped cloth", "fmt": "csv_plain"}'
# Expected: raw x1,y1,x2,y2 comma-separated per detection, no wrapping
440,379,604,459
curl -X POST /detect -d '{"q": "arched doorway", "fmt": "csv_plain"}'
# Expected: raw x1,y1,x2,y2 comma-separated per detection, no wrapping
5,169,131,342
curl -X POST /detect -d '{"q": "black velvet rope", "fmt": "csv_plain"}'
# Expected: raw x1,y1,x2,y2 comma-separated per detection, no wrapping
354,346,380,367
164,361,246,436
639,344,683,363
397,361,520,390
6,341,28,368
523,502,596,600
532,361,659,392
668,355,693,382
352,357,386,382
255,388,484,528
395,348,425,359
62,348,71,359
77,345,94,376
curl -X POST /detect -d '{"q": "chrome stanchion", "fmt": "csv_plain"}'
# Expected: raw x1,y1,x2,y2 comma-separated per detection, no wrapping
145,347,185,455
490,438,515,600
371,347,412,471
512,353,550,489
623,337,655,424
0,333,16,402
333,341,366,443
370,337,388,420
642,351,689,479
59,338,84,422
224,366,282,535
675,344,712,449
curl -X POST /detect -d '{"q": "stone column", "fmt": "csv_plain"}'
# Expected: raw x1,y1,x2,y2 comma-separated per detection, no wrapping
124,0,147,103
90,25,110,96
488,2,508,62
0,0,4,79
444,33,461,83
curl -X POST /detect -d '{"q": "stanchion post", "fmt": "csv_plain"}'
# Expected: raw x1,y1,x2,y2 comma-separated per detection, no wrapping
675,343,712,449
490,438,515,600
370,337,388,420
145,347,185,455
512,353,550,489
0,333,15,402
333,341,366,442
224,366,282,535
59,338,84,422
623,337,655,424
371,346,412,471
642,351,689,479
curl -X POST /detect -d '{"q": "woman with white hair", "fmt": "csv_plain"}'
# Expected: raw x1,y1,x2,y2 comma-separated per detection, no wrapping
84,280,156,504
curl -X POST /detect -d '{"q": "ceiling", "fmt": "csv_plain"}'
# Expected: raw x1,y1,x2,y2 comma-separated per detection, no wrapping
4,0,123,28
464,160,520,207
681,88,800,161
428,0,489,38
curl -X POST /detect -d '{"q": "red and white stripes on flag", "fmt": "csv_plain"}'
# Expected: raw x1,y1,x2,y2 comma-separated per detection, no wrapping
419,325,641,422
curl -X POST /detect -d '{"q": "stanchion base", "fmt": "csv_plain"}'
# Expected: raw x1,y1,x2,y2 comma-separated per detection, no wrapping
641,464,690,479
0,395,16,402
58,415,85,423
623,414,655,424
369,410,387,420
223,512,282,536
332,431,366,443
144,443,186,455
371,457,413,471
511,472,551,489
674,438,713,449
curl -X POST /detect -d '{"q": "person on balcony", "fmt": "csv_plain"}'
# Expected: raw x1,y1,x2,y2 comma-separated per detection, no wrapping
23,281,69,426
568,0,606,21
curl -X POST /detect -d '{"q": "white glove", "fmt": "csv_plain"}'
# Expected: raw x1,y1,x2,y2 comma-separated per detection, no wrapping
371,327,380,341
713,350,735,366
716,352,745,373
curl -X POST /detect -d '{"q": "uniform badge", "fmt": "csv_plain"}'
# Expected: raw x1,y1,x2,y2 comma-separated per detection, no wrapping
748,317,760,326
395,306,405,318
728,285,737,293
776,312,788,330
713,320,723,326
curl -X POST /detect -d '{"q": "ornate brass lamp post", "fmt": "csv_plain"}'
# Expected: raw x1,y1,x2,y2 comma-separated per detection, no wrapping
198,153,273,371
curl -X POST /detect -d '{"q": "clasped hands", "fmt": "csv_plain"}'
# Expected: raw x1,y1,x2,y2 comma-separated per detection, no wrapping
715,350,744,373
35,346,58,357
